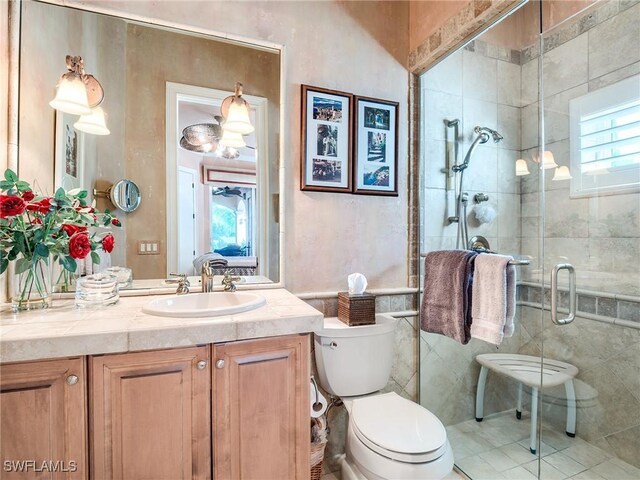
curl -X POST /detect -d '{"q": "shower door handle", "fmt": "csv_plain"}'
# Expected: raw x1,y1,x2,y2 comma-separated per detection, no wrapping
551,263,576,326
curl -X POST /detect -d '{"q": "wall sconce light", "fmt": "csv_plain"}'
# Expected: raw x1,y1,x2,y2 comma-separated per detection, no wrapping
50,55,110,136
515,159,530,176
552,165,572,181
74,106,110,135
219,129,246,148
50,55,104,115
221,82,254,135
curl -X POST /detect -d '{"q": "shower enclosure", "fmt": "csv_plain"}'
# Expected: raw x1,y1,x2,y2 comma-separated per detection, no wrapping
419,1,639,478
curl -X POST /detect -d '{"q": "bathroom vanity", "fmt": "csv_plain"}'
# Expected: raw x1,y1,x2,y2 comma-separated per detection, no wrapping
0,289,323,479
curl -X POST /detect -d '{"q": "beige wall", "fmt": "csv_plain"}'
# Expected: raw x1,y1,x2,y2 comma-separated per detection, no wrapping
52,0,411,293
409,0,468,52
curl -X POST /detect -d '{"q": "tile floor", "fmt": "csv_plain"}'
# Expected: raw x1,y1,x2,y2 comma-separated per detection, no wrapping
321,467,465,480
449,410,640,480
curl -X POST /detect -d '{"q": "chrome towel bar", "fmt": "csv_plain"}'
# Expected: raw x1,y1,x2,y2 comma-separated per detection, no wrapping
419,252,531,266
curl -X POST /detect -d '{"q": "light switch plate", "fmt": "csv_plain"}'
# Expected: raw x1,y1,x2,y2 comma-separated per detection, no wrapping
138,240,161,255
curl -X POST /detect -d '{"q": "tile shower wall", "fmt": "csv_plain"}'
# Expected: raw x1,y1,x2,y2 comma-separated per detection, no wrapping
420,42,522,264
419,2,640,472
519,0,640,297
419,35,525,433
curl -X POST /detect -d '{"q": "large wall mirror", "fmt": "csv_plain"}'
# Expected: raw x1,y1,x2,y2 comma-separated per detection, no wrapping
16,0,282,289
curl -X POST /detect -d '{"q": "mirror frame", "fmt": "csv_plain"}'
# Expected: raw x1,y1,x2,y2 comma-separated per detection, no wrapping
5,0,287,298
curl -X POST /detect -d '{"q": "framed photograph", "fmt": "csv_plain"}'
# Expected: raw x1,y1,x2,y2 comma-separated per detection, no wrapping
54,111,84,191
301,85,353,193
353,96,398,196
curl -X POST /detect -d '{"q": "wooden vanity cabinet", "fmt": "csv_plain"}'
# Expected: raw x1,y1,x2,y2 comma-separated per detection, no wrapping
0,357,87,479
1,334,311,480
212,335,310,480
89,346,211,480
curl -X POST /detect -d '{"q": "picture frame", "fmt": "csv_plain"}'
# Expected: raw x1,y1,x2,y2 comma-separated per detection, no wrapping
353,96,399,196
300,85,353,193
54,111,84,191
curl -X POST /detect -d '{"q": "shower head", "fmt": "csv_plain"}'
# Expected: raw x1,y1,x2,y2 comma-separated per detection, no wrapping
474,126,503,143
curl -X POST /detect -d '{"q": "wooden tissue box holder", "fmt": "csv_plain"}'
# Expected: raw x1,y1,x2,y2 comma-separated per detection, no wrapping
337,292,376,326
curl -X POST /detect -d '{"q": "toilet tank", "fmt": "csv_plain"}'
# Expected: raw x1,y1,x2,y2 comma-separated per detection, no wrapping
314,314,398,396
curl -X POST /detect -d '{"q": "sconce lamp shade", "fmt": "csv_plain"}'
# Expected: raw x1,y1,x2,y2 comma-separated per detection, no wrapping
552,165,572,181
49,75,92,115
515,159,530,176
74,106,110,135
542,150,558,169
220,129,246,148
223,100,254,135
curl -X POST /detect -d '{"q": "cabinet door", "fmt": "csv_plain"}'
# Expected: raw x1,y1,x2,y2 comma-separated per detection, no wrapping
213,335,310,480
0,357,87,479
90,346,210,480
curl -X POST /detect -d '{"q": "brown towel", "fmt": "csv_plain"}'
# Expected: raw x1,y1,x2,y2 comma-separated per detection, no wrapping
420,250,477,345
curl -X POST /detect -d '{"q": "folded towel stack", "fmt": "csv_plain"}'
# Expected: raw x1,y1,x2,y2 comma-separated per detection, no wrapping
193,252,228,272
420,250,477,345
420,250,516,346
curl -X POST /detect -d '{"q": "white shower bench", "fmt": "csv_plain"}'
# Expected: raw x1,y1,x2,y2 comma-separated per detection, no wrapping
475,353,578,454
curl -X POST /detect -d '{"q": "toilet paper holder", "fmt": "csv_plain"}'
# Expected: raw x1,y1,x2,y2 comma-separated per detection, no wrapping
310,376,324,413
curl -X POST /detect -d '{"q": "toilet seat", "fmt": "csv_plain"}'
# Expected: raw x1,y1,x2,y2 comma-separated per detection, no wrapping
350,392,448,463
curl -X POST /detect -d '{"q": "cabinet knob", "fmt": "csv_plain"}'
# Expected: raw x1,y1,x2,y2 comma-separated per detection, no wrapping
197,360,207,370
215,359,225,369
66,375,79,385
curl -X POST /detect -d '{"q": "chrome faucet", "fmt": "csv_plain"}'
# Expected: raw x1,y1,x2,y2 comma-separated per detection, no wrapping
169,273,190,295
222,270,240,292
201,262,215,293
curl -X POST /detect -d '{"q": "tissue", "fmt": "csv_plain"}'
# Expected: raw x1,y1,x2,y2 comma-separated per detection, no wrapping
473,204,497,225
348,273,368,295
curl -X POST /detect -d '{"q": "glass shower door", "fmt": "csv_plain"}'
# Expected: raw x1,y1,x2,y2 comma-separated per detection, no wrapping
537,1,640,478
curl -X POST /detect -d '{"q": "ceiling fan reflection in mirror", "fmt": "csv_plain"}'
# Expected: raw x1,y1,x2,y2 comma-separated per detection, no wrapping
180,114,255,160
212,186,245,198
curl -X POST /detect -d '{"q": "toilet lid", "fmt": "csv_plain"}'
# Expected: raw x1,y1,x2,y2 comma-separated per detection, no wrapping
351,392,448,463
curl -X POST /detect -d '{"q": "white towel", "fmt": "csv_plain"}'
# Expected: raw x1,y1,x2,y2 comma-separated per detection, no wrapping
470,254,517,345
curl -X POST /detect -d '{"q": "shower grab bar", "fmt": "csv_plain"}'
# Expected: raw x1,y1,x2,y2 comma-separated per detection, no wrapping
551,263,576,326
419,252,530,266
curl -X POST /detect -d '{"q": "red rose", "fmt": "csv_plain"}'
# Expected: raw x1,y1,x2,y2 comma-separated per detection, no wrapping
31,218,42,225
26,198,52,214
68,233,91,259
111,218,121,227
0,195,26,218
22,190,35,202
61,224,87,237
102,233,115,253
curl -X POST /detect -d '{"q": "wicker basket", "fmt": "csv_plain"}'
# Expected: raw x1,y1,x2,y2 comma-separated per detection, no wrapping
310,440,327,480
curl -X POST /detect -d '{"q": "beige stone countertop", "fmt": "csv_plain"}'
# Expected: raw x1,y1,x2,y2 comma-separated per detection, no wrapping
0,289,323,363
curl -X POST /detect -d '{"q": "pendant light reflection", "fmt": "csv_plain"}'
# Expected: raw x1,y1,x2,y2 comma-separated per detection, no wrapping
552,165,572,181
515,159,530,176
542,150,558,169
221,82,254,135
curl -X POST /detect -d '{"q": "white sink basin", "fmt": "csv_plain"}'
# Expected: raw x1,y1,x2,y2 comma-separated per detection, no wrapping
142,292,266,318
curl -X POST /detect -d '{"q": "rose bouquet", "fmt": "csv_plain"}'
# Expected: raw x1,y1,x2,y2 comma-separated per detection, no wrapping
0,169,121,311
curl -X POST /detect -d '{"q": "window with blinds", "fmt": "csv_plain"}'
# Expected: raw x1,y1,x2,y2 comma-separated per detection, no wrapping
569,74,640,197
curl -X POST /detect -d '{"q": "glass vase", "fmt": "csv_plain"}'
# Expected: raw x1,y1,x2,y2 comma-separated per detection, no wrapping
11,258,52,312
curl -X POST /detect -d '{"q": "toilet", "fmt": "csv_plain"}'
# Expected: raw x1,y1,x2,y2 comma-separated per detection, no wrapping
314,315,454,480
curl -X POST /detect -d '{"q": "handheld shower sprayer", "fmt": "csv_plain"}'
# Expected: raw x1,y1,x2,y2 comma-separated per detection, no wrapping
474,125,503,143
449,125,504,248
